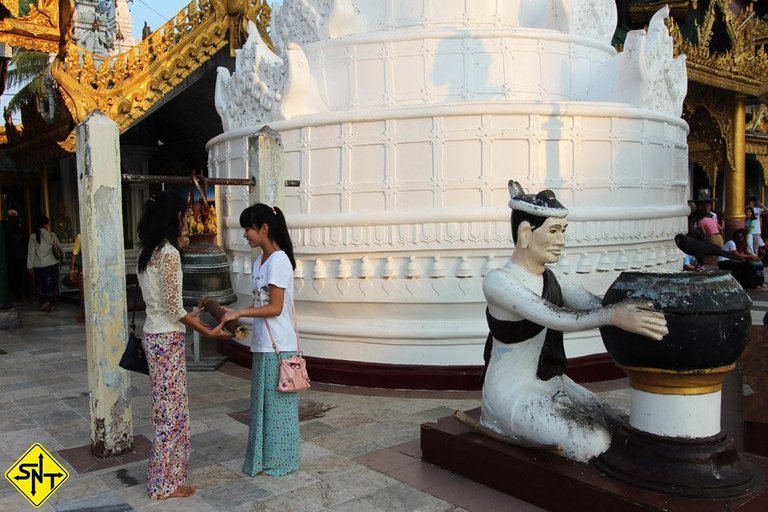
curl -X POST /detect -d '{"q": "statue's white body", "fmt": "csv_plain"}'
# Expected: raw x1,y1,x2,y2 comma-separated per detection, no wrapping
482,263,617,462
481,203,666,462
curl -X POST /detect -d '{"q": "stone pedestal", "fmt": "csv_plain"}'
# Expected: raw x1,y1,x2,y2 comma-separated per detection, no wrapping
421,409,768,511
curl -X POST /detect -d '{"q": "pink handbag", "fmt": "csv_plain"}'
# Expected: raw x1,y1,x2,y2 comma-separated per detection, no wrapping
266,304,310,393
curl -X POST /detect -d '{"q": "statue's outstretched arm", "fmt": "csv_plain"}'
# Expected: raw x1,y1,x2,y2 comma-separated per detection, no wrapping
484,268,668,340
483,269,611,332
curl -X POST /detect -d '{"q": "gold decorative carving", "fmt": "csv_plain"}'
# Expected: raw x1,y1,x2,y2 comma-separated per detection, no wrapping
684,82,735,179
755,155,768,187
668,1,768,96
757,17,768,46
0,0,61,53
747,103,768,135
746,132,768,186
211,0,274,53
0,0,18,18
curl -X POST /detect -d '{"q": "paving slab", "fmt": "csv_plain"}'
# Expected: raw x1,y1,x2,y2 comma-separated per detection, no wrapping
8,292,758,511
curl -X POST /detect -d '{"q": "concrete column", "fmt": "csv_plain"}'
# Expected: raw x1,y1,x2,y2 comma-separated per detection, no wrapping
76,112,133,457
248,126,285,209
724,94,747,238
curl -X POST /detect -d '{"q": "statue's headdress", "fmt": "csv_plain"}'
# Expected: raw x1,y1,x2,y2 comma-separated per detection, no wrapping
508,181,568,218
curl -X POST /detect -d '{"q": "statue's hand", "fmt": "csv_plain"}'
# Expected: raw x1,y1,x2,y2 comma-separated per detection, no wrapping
609,299,668,340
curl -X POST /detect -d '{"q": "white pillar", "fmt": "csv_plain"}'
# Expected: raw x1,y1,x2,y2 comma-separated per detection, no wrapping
76,111,133,457
248,126,285,208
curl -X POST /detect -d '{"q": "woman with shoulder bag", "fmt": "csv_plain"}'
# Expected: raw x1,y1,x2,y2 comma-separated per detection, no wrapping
136,192,230,500
27,216,61,312
218,203,301,477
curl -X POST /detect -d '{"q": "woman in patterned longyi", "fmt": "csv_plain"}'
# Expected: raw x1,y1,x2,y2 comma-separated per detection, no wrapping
136,191,230,500
219,203,300,477
27,216,61,312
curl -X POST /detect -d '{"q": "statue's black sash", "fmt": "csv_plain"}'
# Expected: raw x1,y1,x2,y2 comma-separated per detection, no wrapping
481,267,565,385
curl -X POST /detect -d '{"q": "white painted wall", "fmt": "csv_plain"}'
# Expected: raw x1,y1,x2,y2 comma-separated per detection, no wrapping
208,1,689,366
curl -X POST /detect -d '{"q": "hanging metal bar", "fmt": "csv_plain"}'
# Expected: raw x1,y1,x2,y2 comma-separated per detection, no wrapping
121,174,301,187
121,174,256,186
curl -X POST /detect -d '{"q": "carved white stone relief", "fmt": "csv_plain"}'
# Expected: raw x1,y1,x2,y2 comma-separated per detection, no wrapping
215,22,285,131
359,256,374,278
311,259,326,279
586,7,687,117
271,0,366,51
214,23,329,130
406,256,421,279
337,258,352,278
560,0,617,44
279,43,330,120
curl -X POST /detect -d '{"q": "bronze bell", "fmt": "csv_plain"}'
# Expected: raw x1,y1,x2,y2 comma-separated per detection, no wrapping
179,188,236,307
180,232,237,307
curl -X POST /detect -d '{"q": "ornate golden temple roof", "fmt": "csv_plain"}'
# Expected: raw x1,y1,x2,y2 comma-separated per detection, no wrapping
667,0,768,96
0,0,61,53
0,0,272,157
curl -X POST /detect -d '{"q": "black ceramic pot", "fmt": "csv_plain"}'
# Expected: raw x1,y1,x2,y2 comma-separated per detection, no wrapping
600,271,751,371
596,271,763,498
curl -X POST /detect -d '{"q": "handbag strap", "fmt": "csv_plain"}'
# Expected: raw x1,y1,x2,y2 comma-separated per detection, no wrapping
128,284,139,335
266,301,301,356
50,234,60,255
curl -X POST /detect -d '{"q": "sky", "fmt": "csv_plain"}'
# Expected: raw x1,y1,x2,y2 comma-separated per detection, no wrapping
128,0,198,40
128,0,283,40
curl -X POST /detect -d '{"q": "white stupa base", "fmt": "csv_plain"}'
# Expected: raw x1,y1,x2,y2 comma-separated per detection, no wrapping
629,388,722,439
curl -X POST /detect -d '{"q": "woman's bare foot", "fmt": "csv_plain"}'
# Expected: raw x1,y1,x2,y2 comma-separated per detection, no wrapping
163,485,195,499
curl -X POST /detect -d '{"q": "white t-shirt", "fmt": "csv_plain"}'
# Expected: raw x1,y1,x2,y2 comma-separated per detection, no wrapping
250,250,298,353
718,240,737,262
753,207,763,235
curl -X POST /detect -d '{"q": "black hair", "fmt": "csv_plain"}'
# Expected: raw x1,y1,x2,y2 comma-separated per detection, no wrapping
747,196,758,203
137,192,187,273
239,203,296,269
33,216,50,244
733,228,750,253
746,206,755,218
734,228,748,238
693,209,711,221
511,210,548,244
510,190,564,244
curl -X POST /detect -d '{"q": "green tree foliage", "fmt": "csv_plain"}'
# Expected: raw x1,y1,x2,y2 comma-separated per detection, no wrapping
4,50,51,117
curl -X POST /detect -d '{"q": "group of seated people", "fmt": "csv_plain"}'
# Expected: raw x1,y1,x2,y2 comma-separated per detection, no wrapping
717,229,765,289
684,199,766,289
683,227,765,289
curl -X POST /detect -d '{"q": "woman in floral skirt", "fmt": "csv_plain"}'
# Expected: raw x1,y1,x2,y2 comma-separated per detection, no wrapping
136,191,229,499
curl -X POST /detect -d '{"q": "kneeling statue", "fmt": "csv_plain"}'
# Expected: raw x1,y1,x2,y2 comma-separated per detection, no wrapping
479,182,668,462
